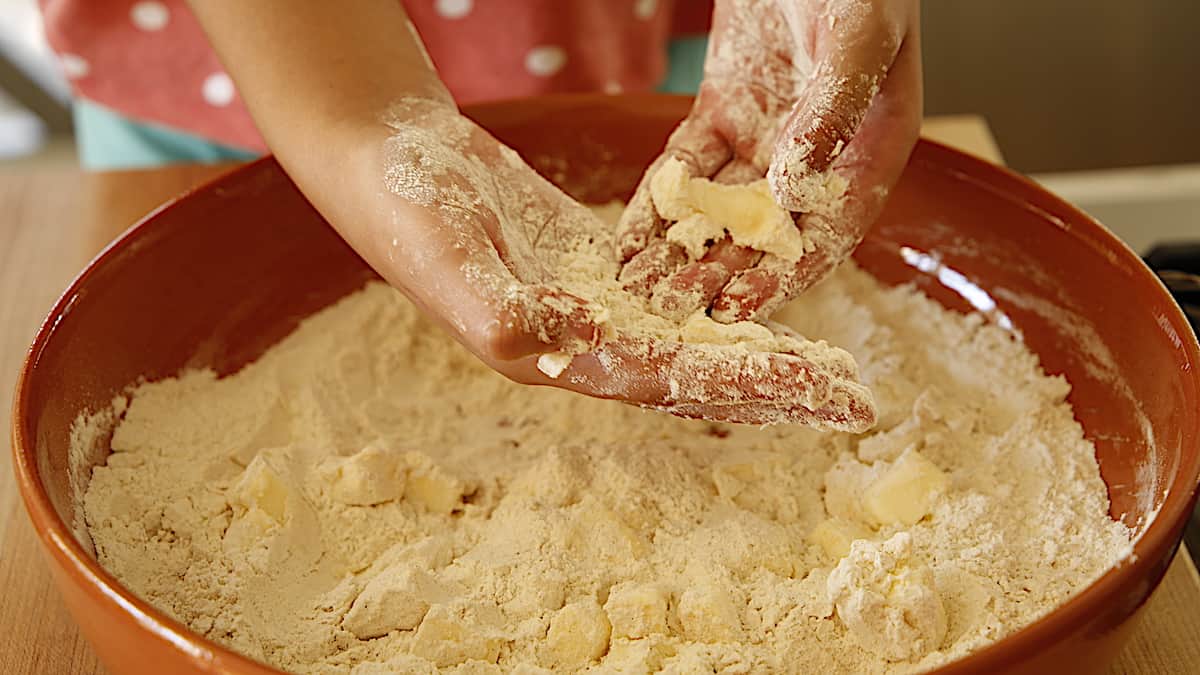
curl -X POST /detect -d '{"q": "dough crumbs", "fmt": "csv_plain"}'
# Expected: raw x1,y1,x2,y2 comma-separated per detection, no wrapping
76,259,1131,674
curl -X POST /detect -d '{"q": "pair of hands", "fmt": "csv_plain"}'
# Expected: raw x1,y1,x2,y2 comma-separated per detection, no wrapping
367,0,922,428
278,0,921,428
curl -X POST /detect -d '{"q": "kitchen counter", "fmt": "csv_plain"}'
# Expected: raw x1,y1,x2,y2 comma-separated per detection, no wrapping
2,118,1198,674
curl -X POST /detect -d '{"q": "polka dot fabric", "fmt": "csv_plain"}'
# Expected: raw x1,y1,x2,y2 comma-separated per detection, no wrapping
39,0,713,152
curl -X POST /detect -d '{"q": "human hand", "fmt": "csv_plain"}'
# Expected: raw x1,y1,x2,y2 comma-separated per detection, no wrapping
618,0,922,323
335,98,873,430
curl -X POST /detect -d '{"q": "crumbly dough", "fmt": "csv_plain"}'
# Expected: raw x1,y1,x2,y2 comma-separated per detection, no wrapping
74,254,1132,674
650,157,814,261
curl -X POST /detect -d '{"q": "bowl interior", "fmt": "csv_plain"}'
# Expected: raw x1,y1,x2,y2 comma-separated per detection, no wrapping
16,94,1200,671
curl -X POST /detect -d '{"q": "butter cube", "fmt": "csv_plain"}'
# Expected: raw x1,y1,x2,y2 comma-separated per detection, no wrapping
343,567,448,638
412,603,502,667
604,582,668,639
809,519,874,559
326,444,405,506
536,352,573,379
863,450,948,526
546,599,611,667
231,456,289,522
677,582,742,643
404,454,465,515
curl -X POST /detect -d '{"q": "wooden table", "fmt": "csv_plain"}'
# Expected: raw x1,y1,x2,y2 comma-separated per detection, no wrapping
2,119,1198,674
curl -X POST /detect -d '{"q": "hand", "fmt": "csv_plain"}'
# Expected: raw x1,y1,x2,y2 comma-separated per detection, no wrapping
337,99,873,430
617,0,922,323
187,0,875,430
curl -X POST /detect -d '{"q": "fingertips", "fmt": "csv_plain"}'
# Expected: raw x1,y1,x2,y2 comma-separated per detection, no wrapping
656,379,876,431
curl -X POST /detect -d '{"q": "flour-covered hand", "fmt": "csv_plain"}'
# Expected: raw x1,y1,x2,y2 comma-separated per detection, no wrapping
618,0,922,323
337,99,871,429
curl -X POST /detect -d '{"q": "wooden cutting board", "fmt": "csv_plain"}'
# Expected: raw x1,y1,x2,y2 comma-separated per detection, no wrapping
1,117,1197,674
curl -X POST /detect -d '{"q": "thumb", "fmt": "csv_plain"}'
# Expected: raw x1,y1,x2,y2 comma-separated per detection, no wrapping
767,6,909,211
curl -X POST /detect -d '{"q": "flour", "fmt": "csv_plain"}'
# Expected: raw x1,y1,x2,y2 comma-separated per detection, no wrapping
77,255,1130,674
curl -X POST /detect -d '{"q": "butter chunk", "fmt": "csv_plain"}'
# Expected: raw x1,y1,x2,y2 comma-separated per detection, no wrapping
809,518,874,559
604,582,669,639
404,453,466,515
863,450,949,526
546,598,611,668
665,213,724,259
230,455,290,522
677,582,742,643
648,157,696,221
536,352,573,379
650,157,810,261
679,312,776,346
412,602,502,667
343,566,450,638
324,443,405,506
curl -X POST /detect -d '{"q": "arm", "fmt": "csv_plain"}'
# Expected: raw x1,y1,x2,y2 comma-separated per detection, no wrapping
186,1,874,430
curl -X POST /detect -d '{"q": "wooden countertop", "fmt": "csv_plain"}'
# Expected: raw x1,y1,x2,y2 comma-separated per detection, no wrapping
2,118,1198,674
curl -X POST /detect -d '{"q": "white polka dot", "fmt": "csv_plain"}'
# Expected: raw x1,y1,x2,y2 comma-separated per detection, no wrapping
604,80,623,95
434,0,473,19
130,1,169,31
525,46,567,77
634,0,658,20
202,72,235,106
60,53,89,79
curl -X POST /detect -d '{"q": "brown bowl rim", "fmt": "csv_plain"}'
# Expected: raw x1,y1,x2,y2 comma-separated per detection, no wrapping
11,93,1200,674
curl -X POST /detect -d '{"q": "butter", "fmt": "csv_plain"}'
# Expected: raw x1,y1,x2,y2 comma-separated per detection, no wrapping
547,599,611,667
604,582,669,639
863,450,949,526
809,518,874,559
650,157,811,261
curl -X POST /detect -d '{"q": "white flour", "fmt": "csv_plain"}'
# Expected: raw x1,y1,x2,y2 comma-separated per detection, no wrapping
77,257,1130,674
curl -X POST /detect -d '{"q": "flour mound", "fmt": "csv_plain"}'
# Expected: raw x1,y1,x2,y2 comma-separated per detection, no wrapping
78,262,1130,674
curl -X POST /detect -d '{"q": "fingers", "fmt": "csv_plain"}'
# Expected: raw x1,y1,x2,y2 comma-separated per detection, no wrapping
767,1,910,211
661,379,876,431
522,333,876,431
648,260,734,321
626,158,767,314
619,239,687,297
714,26,924,323
712,252,826,323
646,238,760,320
615,112,731,262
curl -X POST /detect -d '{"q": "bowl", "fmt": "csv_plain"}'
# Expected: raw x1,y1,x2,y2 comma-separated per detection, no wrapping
12,94,1200,674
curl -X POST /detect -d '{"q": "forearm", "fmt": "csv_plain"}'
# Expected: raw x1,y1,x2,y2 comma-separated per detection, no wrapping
186,1,453,261
186,1,450,175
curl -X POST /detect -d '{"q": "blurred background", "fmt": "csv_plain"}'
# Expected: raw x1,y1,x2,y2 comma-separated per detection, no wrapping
2,0,1197,246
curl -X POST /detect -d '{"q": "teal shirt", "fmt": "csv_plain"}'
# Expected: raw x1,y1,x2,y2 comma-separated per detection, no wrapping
75,37,708,170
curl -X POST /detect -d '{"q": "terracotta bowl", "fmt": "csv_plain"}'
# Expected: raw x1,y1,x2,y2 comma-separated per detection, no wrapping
12,94,1200,675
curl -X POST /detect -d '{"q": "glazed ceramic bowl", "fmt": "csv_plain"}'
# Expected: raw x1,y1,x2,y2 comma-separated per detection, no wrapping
12,95,1200,675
